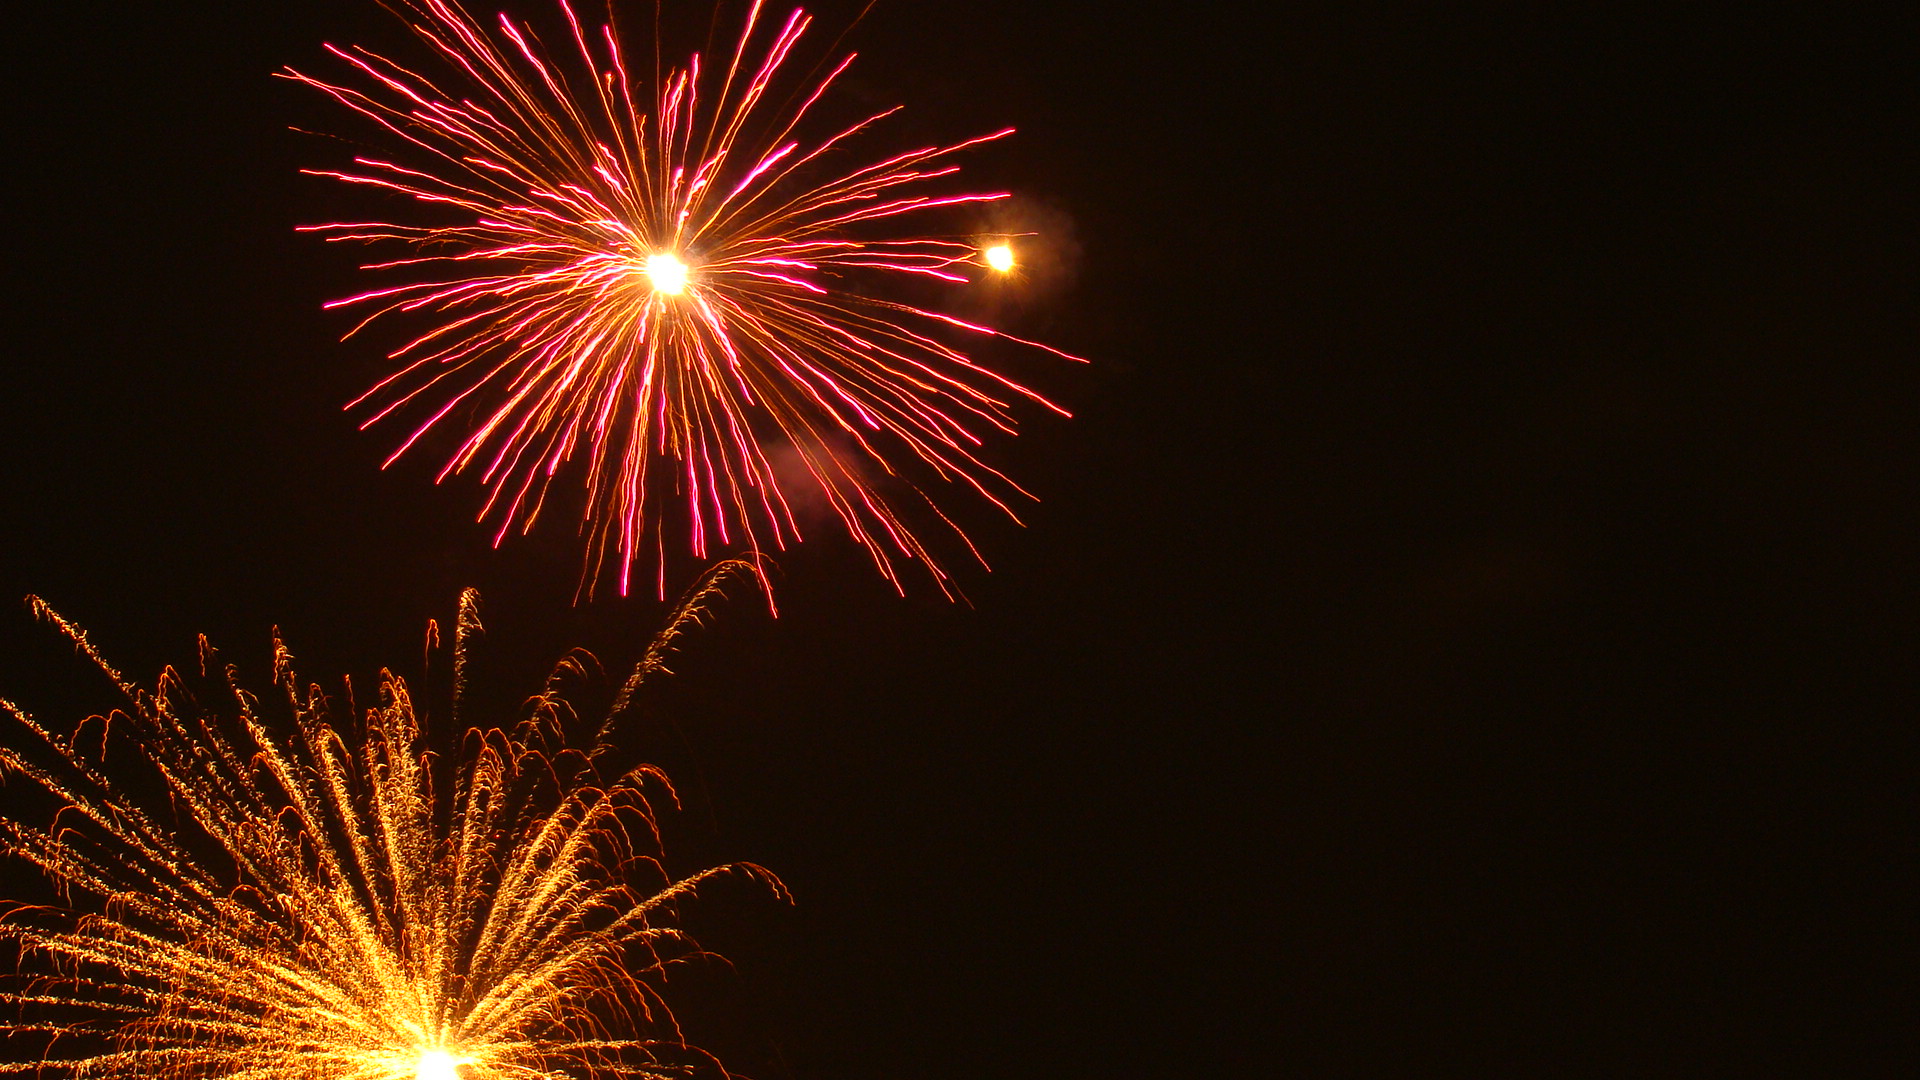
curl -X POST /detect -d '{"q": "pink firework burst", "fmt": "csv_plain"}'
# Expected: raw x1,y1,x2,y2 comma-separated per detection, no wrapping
288,0,1080,598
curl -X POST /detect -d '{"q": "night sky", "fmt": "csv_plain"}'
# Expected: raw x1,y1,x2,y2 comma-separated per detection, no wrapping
2,2,1914,1075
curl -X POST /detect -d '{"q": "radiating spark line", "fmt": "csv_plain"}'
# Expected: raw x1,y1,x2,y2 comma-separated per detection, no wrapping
288,0,1081,598
0,565,783,1079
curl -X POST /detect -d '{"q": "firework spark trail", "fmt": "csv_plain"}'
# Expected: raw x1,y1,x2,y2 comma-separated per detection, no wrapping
289,0,1081,598
0,567,783,1079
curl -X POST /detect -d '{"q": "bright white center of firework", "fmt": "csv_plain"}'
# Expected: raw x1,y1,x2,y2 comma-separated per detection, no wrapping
415,1049,462,1080
984,244,1015,273
644,252,690,295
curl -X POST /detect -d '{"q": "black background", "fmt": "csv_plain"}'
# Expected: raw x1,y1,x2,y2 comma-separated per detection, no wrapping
2,1,1914,1075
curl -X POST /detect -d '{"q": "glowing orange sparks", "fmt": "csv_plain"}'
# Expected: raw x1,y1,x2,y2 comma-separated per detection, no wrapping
984,243,1016,273
288,0,1083,599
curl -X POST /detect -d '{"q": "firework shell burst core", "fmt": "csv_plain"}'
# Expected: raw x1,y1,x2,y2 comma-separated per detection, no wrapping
289,0,1082,598
415,1048,468,1080
641,253,691,297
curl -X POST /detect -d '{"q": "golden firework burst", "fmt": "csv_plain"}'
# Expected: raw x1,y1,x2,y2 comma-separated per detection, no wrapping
0,566,781,1078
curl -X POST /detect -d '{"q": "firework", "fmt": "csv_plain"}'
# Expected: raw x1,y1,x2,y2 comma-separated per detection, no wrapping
0,570,782,1079
289,0,1081,598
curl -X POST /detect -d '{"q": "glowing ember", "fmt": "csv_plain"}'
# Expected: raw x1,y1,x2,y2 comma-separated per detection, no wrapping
984,243,1016,272
288,0,1082,598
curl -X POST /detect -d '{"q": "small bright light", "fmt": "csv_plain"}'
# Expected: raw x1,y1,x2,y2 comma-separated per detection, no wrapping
643,252,690,295
983,244,1015,273
416,1049,462,1080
